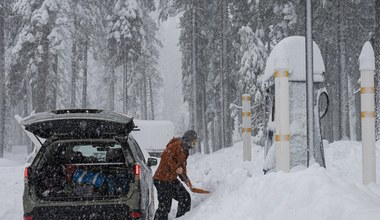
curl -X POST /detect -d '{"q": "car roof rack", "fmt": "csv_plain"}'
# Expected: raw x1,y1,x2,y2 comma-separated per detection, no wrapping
52,109,104,114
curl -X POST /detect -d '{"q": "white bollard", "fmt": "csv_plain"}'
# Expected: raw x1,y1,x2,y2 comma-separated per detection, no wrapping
274,68,290,172
242,94,252,161
274,46,290,172
359,42,376,184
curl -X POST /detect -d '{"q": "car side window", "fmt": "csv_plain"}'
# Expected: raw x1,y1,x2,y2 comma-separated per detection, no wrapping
129,139,146,164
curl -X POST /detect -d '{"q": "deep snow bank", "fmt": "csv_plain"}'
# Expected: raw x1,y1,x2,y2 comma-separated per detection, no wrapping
182,142,380,220
325,141,380,183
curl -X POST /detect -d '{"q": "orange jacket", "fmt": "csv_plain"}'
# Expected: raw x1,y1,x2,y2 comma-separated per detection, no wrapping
153,138,189,182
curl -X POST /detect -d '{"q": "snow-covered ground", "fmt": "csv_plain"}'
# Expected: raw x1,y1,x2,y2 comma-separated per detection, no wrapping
181,141,380,220
0,152,25,220
1,141,380,220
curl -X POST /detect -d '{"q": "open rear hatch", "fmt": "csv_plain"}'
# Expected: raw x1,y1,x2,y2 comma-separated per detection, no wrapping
20,109,135,140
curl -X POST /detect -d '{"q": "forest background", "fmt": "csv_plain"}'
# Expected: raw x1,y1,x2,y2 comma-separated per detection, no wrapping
1,0,380,156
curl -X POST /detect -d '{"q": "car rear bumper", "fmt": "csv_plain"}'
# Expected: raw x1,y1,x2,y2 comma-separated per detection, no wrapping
24,204,141,220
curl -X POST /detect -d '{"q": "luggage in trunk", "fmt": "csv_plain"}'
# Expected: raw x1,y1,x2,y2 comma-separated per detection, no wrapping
34,163,134,200
31,141,135,201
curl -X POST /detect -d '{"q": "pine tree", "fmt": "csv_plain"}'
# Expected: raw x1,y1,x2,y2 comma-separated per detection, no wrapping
107,0,144,113
314,0,374,142
337,0,350,140
137,9,162,120
236,26,267,144
159,0,211,152
0,2,6,158
10,0,70,112
373,0,380,140
71,13,78,108
69,0,107,109
203,2,222,151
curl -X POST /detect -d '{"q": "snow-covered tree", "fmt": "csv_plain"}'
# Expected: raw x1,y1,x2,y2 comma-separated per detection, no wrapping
159,0,212,153
136,11,162,119
107,0,144,113
2,0,378,154
236,26,267,145
313,0,374,141
10,0,70,112
69,0,110,109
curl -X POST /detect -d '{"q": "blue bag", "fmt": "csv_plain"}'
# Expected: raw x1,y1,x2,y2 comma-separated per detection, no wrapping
73,169,106,188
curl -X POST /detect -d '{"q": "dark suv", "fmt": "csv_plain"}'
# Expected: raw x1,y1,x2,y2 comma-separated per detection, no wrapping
20,109,157,220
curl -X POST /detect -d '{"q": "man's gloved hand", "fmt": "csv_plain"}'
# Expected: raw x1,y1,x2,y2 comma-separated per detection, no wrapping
185,179,193,188
176,167,183,175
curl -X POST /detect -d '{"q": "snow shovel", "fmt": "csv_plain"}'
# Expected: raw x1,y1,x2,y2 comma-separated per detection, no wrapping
190,187,211,194
180,174,210,194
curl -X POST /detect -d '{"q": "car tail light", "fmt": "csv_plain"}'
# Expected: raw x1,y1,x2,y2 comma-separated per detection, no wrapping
24,167,29,182
134,164,141,181
130,211,141,219
134,164,140,175
24,215,32,220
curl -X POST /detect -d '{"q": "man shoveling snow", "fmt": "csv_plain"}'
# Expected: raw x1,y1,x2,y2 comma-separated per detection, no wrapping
153,130,209,220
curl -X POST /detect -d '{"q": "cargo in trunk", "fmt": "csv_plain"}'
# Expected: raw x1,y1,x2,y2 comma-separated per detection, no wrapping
30,140,135,200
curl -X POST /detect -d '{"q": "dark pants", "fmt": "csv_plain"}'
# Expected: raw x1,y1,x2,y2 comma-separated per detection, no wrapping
154,179,191,220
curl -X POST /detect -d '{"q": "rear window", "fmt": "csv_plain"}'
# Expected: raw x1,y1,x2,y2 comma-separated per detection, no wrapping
71,143,123,163
37,140,133,166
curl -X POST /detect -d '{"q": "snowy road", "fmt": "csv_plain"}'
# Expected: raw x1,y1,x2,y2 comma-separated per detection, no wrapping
1,141,380,220
0,158,24,220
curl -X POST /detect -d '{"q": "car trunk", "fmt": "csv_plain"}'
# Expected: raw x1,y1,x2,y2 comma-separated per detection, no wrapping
29,140,137,201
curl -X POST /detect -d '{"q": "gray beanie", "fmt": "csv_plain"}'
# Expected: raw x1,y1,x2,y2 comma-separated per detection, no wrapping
182,130,198,143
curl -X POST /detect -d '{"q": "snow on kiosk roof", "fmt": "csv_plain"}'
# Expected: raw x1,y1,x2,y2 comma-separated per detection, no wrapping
262,36,325,83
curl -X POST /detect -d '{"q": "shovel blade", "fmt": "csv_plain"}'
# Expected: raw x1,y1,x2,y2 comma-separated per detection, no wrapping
190,187,211,194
